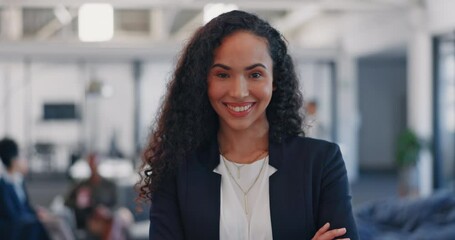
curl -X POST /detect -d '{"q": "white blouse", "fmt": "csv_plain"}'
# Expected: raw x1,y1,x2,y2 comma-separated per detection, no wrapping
214,155,277,240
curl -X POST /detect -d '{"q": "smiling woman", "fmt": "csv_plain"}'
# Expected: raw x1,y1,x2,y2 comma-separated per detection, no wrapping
208,31,274,134
138,10,358,240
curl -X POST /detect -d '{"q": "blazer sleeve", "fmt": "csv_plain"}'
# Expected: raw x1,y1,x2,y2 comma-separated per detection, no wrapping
0,181,37,222
317,144,359,239
149,172,185,240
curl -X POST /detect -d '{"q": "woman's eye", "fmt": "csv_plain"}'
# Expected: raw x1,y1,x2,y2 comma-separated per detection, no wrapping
250,72,262,78
216,73,229,78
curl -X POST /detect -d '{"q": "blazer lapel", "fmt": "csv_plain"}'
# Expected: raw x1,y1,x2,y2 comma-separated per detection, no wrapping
188,139,221,239
268,136,312,239
268,140,287,239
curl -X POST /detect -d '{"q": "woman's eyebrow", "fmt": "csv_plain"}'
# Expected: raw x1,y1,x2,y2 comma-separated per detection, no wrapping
211,63,231,70
211,63,267,70
245,63,267,70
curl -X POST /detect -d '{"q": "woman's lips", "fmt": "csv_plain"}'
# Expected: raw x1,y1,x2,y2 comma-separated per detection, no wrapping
224,102,255,117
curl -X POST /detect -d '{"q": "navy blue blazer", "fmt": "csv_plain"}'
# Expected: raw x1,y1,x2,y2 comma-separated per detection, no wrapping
149,136,359,239
0,177,49,240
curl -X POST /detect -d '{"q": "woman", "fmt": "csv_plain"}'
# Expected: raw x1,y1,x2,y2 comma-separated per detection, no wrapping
138,10,358,240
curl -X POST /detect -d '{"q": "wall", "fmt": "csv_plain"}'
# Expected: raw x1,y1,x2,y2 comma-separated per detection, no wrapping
427,0,455,35
336,52,359,181
333,3,439,194
357,56,407,170
0,62,27,150
139,61,173,147
90,63,135,156
341,11,410,57
0,59,172,172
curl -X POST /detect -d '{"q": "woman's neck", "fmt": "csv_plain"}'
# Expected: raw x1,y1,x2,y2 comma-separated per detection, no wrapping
218,125,269,164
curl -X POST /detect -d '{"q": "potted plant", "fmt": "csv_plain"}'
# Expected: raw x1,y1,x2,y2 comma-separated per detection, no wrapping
396,128,421,197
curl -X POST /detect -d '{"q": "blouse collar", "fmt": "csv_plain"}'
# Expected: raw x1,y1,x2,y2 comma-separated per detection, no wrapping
197,136,286,173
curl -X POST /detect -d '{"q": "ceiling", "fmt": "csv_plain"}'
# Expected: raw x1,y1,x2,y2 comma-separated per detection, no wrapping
0,0,422,60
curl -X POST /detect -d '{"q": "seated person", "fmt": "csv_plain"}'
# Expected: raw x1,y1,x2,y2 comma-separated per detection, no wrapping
86,205,132,240
0,137,50,240
65,153,117,231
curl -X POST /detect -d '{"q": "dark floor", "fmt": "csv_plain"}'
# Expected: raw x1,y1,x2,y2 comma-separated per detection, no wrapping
27,172,72,207
351,170,399,209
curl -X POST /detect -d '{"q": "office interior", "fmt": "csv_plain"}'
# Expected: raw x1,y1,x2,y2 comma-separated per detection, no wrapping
0,0,454,239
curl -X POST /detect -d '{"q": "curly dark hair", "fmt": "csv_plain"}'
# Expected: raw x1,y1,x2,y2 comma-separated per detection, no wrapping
138,10,304,201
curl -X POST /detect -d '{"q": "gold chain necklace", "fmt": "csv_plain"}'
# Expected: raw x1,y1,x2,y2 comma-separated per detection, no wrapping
221,154,268,215
219,150,267,179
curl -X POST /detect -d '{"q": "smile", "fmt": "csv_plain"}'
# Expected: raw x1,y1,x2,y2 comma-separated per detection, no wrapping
223,102,256,117
226,103,254,112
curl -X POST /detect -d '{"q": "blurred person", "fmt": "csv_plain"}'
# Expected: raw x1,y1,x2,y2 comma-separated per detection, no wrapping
86,205,132,240
108,130,125,159
67,143,84,181
0,137,50,240
305,100,329,139
138,11,358,240
65,153,117,231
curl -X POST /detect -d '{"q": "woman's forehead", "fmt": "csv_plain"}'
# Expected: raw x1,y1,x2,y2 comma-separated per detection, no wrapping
212,31,272,68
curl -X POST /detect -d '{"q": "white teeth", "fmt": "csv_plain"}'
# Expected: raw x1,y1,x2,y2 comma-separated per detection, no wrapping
227,104,253,112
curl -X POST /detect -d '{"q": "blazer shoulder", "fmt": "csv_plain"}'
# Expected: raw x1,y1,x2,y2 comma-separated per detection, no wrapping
285,135,339,152
280,136,343,170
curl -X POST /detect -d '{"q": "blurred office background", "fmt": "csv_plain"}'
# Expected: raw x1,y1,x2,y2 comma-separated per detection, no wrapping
0,0,454,239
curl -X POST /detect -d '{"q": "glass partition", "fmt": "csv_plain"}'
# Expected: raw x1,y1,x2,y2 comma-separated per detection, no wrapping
434,32,455,189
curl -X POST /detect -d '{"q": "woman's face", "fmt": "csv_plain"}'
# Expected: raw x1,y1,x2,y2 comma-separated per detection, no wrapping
207,31,274,133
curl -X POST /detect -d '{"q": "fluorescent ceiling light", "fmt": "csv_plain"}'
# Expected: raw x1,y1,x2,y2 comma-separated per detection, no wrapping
203,3,238,24
78,3,114,42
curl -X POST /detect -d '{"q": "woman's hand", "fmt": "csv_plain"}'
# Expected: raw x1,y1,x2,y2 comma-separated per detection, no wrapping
312,222,349,240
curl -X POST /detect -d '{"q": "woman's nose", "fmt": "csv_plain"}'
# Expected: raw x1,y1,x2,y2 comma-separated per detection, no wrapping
230,76,249,98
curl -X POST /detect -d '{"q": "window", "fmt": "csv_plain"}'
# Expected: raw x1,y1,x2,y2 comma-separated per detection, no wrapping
43,103,79,120
433,32,455,189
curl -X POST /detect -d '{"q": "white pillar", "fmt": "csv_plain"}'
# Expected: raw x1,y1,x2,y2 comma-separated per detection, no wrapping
337,51,359,182
0,66,11,136
407,6,433,197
